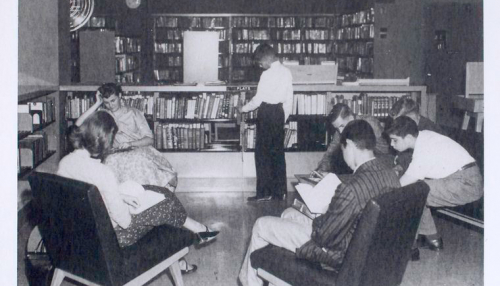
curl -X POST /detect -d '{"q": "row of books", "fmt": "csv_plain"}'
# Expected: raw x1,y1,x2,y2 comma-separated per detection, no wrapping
232,16,336,29
116,54,140,73
339,9,374,27
154,123,208,150
154,93,240,120
331,94,404,117
335,25,374,41
154,42,182,54
232,29,336,42
154,69,182,81
232,42,332,55
115,37,141,53
18,131,49,171
290,93,403,117
18,99,55,128
65,94,95,119
155,17,227,29
65,94,154,119
333,41,373,57
241,121,298,150
155,55,182,67
116,72,141,84
337,56,373,74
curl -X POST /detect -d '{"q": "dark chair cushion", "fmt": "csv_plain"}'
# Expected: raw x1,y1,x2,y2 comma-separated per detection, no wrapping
251,245,338,286
120,225,196,283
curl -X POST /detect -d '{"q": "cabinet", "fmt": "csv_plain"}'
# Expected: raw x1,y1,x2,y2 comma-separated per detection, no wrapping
73,15,144,84
17,89,61,180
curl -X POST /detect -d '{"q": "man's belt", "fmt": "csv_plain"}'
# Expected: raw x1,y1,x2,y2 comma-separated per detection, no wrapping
459,162,477,172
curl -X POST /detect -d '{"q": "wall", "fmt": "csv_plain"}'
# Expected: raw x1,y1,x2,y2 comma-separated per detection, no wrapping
373,0,425,85
19,0,58,87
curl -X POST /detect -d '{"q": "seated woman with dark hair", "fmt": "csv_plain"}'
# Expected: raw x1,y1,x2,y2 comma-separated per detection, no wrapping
75,83,178,191
59,111,219,273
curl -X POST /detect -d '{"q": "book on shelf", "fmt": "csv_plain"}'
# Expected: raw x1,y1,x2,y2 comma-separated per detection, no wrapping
294,173,341,215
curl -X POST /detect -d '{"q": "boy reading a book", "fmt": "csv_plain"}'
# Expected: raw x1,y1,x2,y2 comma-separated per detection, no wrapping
314,103,389,176
238,120,400,286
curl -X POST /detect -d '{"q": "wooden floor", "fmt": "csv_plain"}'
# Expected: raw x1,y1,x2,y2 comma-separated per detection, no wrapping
18,191,484,286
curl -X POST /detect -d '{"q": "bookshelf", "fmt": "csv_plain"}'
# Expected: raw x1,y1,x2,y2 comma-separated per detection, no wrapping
17,89,60,180
332,9,375,79
152,15,230,84
60,84,429,153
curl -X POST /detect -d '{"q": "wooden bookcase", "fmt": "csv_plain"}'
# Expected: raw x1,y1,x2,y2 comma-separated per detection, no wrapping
17,88,62,180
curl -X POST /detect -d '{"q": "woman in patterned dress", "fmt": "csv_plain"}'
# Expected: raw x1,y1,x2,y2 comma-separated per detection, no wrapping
75,83,178,191
60,111,218,272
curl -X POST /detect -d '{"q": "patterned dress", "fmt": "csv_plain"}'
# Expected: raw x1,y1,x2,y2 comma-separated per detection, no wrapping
104,106,178,190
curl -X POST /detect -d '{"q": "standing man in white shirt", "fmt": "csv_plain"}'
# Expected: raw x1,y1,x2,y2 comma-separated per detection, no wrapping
386,116,483,251
240,43,294,202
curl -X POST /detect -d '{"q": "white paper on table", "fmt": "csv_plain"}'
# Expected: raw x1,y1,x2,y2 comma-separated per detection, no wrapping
295,173,342,214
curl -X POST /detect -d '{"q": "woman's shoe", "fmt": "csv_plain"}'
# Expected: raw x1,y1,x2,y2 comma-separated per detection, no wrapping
195,226,219,246
179,258,198,274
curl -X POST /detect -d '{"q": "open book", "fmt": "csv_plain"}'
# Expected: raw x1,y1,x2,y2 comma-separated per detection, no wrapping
119,181,166,215
294,173,342,215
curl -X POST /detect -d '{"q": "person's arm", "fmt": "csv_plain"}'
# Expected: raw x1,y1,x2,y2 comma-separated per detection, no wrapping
241,73,269,113
399,173,419,187
75,91,103,127
283,73,294,122
315,130,341,172
118,109,154,148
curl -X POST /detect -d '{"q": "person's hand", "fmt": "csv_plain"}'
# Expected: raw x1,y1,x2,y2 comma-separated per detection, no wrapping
95,90,103,106
119,142,132,149
122,195,140,209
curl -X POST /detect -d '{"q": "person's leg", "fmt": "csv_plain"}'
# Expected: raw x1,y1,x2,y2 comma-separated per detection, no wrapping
269,112,287,199
254,117,273,198
281,207,313,226
238,216,312,286
425,166,483,207
182,217,209,233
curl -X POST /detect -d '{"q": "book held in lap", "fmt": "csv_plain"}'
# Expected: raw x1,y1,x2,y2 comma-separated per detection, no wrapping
294,173,341,215
119,181,166,215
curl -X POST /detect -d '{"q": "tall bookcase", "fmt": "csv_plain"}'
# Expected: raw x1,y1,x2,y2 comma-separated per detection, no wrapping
149,11,375,85
153,16,230,84
17,89,62,180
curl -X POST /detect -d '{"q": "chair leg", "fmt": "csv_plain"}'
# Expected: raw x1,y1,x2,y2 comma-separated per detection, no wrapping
50,268,66,286
169,260,184,286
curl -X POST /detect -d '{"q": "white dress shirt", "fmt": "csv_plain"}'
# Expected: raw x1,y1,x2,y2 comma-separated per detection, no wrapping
405,130,475,180
241,61,294,121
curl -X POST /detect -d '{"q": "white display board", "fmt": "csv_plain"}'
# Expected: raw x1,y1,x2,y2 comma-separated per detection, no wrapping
183,31,219,83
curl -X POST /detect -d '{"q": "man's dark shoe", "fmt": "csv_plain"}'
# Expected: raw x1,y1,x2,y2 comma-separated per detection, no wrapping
247,196,273,202
417,235,444,251
410,247,420,261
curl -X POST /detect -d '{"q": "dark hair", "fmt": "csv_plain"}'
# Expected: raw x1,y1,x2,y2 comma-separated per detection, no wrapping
340,120,376,150
386,116,419,138
389,96,419,118
253,43,276,63
98,83,122,99
327,103,353,124
69,111,118,159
